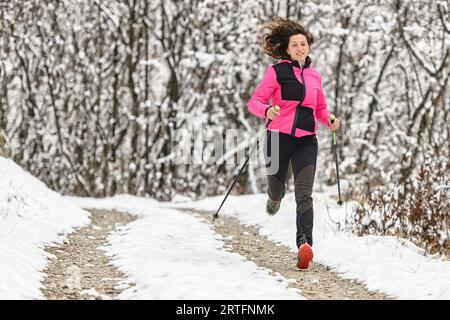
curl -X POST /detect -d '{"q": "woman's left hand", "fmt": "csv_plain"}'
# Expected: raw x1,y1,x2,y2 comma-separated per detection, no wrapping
329,117,340,131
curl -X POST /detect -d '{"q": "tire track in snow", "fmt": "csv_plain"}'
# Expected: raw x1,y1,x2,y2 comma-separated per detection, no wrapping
184,208,394,300
42,209,136,300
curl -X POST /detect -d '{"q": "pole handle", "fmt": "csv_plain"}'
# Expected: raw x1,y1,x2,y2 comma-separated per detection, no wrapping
330,114,337,145
263,105,280,131
330,114,336,124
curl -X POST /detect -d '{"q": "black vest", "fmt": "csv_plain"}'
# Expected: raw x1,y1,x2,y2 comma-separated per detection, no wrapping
272,61,315,133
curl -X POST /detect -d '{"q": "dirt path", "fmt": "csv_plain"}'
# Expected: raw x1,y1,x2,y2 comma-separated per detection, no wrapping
185,209,394,300
42,209,137,300
41,207,393,300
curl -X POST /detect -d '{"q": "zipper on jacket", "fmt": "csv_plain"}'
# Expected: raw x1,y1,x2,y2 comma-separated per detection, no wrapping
291,67,307,136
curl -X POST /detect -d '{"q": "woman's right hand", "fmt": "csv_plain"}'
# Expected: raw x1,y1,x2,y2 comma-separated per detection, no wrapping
267,106,280,120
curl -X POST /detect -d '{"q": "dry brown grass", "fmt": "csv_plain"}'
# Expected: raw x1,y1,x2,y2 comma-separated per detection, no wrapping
353,157,449,258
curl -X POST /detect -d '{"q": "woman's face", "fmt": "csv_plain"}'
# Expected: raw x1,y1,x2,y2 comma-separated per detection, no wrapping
286,34,309,63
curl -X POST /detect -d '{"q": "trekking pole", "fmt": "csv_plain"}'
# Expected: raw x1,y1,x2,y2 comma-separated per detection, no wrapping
330,115,343,206
212,106,280,222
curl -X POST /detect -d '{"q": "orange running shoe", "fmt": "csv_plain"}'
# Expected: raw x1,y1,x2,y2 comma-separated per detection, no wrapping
296,243,314,270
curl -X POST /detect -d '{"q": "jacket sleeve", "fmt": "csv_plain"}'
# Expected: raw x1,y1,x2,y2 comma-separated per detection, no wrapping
315,77,332,127
247,66,277,119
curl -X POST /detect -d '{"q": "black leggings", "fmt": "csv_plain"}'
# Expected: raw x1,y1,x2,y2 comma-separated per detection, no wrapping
264,131,318,247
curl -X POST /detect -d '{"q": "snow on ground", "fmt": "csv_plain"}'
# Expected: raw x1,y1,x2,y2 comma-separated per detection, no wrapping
2,151,447,300
168,186,450,300
69,195,303,299
0,157,90,299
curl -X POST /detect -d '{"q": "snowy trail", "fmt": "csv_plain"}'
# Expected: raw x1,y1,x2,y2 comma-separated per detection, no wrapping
62,194,449,300
42,209,137,300
170,192,450,300
183,208,393,300
66,196,304,300
48,198,389,300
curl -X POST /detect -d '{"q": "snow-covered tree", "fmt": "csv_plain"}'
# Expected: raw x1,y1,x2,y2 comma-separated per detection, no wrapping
1,0,448,205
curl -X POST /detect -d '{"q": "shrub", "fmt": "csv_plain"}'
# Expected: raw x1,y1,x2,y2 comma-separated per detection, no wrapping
352,156,449,258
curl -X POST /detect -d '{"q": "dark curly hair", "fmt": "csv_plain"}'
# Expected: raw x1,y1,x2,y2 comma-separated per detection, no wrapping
261,17,315,60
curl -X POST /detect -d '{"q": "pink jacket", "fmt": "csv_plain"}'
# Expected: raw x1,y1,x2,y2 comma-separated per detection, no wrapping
248,58,331,137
